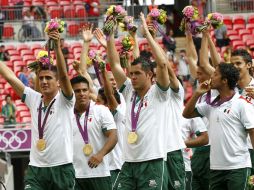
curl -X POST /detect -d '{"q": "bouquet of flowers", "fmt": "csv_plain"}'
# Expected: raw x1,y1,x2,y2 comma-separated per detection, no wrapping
119,35,134,68
102,5,127,36
119,16,137,33
196,12,224,32
86,50,106,85
179,5,202,35
28,50,54,72
147,8,167,25
44,18,65,50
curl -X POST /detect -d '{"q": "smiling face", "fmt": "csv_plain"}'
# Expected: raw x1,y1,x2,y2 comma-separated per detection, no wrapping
231,55,251,79
38,70,58,97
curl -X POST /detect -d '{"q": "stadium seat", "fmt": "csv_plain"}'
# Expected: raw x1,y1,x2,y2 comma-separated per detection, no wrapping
229,35,241,41
10,56,22,63
30,44,42,53
19,110,31,118
238,29,251,38
248,15,254,24
233,15,245,25
20,49,34,57
70,43,82,53
246,23,254,31
227,30,238,37
76,5,86,18
246,39,254,46
64,6,76,18
232,41,245,49
21,116,32,123
223,15,232,26
233,24,245,32
2,24,14,39
242,34,253,42
17,44,30,53
48,7,62,18
23,55,36,65
5,45,16,51
73,47,82,55
8,50,20,56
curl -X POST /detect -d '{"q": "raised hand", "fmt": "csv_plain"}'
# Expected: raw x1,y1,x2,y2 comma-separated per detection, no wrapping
72,60,83,75
82,23,94,42
93,28,107,48
196,79,211,95
139,12,149,37
245,86,254,99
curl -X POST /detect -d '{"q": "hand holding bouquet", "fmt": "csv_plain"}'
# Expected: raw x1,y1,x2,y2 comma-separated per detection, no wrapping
119,35,134,68
196,12,224,33
102,5,127,36
44,18,65,50
147,8,167,25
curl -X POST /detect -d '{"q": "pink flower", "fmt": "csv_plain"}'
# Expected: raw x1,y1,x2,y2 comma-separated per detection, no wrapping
212,12,223,22
183,6,194,19
48,19,59,30
149,8,160,18
115,5,124,13
88,50,96,59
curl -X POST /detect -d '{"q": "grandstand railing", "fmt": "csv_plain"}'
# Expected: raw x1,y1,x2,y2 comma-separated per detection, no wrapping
215,0,254,13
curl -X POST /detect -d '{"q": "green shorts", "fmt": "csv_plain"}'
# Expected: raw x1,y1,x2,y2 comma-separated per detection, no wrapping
191,146,210,190
24,163,75,190
166,150,185,190
75,176,112,190
185,171,192,190
210,168,251,190
249,149,254,175
117,159,168,190
111,169,121,190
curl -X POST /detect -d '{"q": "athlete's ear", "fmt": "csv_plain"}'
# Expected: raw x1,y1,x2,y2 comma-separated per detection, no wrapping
57,80,60,87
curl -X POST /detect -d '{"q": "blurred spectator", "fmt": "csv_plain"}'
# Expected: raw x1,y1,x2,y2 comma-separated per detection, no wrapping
18,66,29,86
214,24,230,48
0,9,4,42
0,45,10,61
1,95,16,126
191,0,207,19
162,29,176,55
28,72,36,89
22,8,41,39
223,47,232,64
175,49,190,82
60,38,69,72
12,0,24,18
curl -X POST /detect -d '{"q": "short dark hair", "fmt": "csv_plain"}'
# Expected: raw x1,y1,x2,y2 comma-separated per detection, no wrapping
180,49,186,53
70,75,90,88
131,56,153,73
218,63,239,90
140,50,152,60
5,94,11,100
232,49,252,64
39,65,58,78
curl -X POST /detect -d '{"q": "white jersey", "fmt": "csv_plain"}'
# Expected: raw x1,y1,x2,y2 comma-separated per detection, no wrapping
236,78,254,149
108,94,126,171
73,101,116,178
23,87,75,167
196,93,254,170
166,81,186,152
119,79,170,162
181,117,207,171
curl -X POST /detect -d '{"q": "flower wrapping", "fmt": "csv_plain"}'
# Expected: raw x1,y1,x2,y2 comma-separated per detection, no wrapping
44,18,65,33
206,12,223,29
102,5,127,36
28,50,54,72
119,35,134,68
119,16,137,33
147,8,167,25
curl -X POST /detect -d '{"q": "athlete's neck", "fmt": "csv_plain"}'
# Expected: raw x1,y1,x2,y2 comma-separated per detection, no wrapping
237,74,252,89
136,84,151,98
75,101,90,114
218,89,235,100
43,91,58,106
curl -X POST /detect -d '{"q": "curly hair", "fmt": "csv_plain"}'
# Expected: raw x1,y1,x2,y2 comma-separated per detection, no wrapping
218,63,240,90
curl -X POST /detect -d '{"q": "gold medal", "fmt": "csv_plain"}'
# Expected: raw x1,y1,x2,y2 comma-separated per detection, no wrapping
83,144,93,156
128,132,138,144
37,139,46,151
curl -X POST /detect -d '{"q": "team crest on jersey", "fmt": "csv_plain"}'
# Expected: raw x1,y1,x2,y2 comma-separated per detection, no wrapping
224,109,231,114
239,95,253,104
88,116,92,122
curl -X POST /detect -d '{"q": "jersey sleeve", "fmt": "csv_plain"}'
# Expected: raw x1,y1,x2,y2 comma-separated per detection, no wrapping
196,102,210,118
59,90,76,109
191,117,207,133
22,87,41,109
239,99,254,130
100,106,117,132
119,79,133,101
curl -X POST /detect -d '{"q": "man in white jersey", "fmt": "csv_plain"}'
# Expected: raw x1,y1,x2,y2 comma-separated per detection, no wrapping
183,63,254,190
231,49,254,175
71,76,117,190
107,12,170,189
0,31,75,190
181,117,208,190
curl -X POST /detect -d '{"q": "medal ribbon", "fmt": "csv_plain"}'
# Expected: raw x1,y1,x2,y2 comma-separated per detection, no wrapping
209,92,235,107
75,102,90,144
131,93,144,132
38,99,56,139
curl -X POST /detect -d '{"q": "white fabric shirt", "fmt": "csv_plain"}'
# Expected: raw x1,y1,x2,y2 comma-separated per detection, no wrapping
181,117,207,171
23,87,75,167
73,101,116,178
166,82,186,152
196,93,254,170
109,94,126,171
120,79,170,162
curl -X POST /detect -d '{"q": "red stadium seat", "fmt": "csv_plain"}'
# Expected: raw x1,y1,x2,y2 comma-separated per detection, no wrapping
232,41,245,49
20,49,34,57
76,5,86,17
21,116,31,123
227,30,238,37
10,56,22,63
229,35,241,41
2,24,14,39
70,42,82,52
48,7,62,18
17,44,30,53
64,6,76,18
5,45,16,51
248,15,254,24
8,50,20,56
30,44,42,53
233,15,245,25
23,55,36,64
223,15,232,26
73,47,82,54
246,23,254,31
242,34,253,42
246,39,254,46
238,29,251,38
67,22,80,36
233,24,245,32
